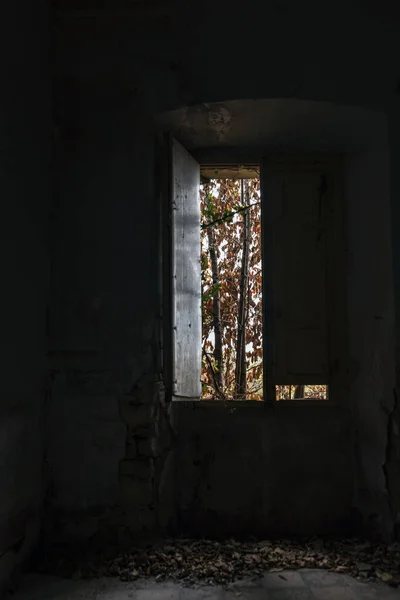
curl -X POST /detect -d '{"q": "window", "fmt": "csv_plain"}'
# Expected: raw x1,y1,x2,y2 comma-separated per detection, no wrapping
163,138,346,403
276,385,328,401
200,174,263,401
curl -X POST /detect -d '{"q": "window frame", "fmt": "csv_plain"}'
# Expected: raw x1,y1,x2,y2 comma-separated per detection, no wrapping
165,145,347,407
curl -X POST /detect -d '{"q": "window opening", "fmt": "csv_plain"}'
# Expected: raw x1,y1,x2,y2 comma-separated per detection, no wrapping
276,384,328,401
168,141,343,405
200,169,262,401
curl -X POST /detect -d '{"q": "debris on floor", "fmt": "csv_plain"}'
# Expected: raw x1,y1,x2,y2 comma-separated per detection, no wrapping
34,537,400,588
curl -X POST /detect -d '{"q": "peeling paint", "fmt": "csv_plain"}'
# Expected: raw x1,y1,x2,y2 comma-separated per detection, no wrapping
207,106,232,141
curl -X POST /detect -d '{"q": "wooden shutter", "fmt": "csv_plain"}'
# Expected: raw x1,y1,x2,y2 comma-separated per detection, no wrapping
262,156,346,401
169,139,202,400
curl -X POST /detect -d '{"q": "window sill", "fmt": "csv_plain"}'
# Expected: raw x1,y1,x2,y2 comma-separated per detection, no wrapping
172,399,342,409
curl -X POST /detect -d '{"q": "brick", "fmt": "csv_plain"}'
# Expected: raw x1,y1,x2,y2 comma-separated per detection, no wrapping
126,440,137,458
125,508,157,532
137,437,159,457
120,477,154,506
119,458,154,479
133,425,154,438
119,398,155,428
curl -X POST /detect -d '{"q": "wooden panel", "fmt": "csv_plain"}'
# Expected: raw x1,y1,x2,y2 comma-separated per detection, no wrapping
262,156,346,400
171,139,202,399
200,164,259,181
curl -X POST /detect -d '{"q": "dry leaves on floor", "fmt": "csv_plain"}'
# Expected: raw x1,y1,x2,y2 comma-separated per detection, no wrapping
34,538,400,589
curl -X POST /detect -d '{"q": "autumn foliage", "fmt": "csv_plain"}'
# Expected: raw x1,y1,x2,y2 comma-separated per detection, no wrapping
200,177,328,402
201,178,263,400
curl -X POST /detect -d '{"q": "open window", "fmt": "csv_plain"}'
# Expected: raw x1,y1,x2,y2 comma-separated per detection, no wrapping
200,168,262,401
162,139,346,404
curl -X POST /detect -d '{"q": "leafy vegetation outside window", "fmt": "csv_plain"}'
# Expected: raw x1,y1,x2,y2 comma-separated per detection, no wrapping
167,138,345,404
200,178,263,400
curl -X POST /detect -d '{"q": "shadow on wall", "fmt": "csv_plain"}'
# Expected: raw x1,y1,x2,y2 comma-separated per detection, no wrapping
169,402,354,538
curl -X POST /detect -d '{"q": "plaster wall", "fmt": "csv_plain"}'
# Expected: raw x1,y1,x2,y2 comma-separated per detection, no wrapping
0,0,50,591
46,0,400,543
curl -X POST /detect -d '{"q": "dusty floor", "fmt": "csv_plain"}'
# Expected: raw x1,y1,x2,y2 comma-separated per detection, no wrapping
9,571,400,600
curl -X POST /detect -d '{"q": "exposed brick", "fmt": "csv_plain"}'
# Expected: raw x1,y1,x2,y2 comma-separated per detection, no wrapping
119,398,155,429
125,508,157,532
120,477,154,506
133,425,154,438
137,437,159,457
119,458,154,480
126,440,138,458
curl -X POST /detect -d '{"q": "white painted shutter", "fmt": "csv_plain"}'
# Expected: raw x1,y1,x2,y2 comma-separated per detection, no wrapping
171,139,202,399
262,157,345,399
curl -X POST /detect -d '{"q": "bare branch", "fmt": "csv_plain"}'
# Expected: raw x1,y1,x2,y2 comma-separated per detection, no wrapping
202,348,226,402
201,201,260,230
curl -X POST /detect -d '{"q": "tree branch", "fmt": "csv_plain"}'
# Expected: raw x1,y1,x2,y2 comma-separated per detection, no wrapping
202,348,227,402
201,201,260,230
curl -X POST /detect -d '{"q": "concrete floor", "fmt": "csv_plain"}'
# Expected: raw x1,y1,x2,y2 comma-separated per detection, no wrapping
9,571,400,600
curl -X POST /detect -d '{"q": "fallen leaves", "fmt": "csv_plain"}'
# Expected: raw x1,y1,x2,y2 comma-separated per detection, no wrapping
34,537,400,589
377,571,393,583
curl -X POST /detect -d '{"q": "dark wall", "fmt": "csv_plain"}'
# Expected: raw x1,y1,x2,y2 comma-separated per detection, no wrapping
46,108,161,542
0,0,50,592
170,403,353,537
45,0,400,544
0,3,398,594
